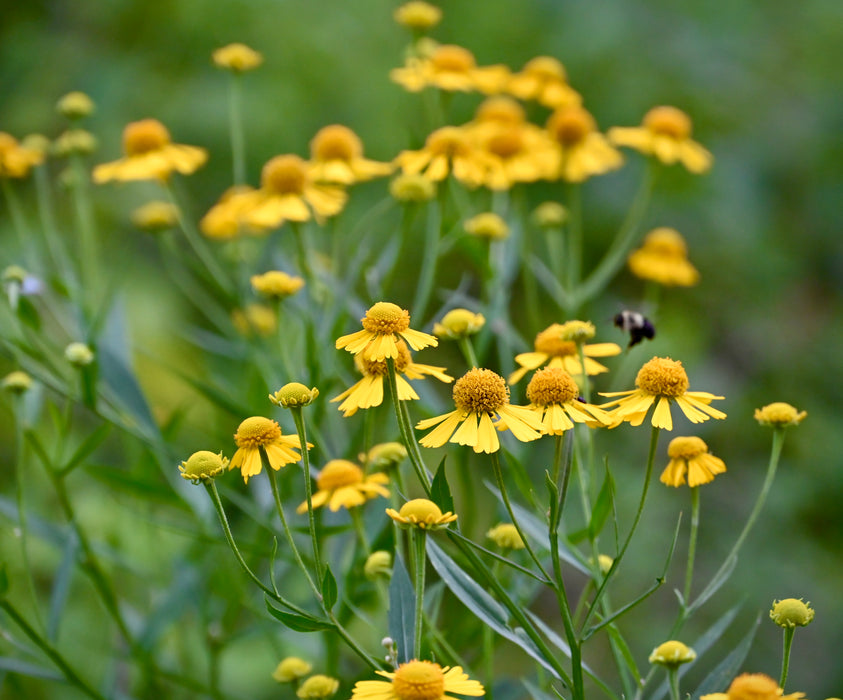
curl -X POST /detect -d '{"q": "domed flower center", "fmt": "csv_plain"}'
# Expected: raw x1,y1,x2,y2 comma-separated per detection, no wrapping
357,340,412,375
262,155,307,195
667,436,707,459
642,227,688,256
548,107,596,146
524,56,567,82
431,45,476,73
123,119,171,155
770,598,814,628
754,402,806,426
534,325,577,357
635,357,689,397
391,660,446,700
452,368,508,414
426,127,471,158
398,499,445,523
725,673,782,700
311,125,362,162
526,367,580,406
558,320,596,342
475,97,526,125
643,106,692,140
361,302,411,335
234,416,282,447
316,460,364,490
486,129,524,158
181,451,228,479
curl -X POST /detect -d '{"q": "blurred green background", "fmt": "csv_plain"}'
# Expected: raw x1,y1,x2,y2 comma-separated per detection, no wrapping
2,0,842,697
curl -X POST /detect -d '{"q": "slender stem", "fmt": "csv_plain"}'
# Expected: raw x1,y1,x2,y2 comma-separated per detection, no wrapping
289,221,315,288
457,336,479,368
411,193,442,322
33,161,75,289
350,507,371,556
227,73,246,185
667,667,681,700
780,627,794,689
289,407,323,583
385,358,432,495
683,487,701,603
412,529,427,658
2,179,35,267
565,184,582,294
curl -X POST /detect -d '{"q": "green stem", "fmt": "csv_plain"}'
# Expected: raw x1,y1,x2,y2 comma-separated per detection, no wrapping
227,73,246,185
69,154,100,310
411,193,442,322
350,507,371,556
289,407,323,583
780,627,794,689
385,358,432,496
33,161,75,289
667,667,680,700
565,184,582,294
683,487,701,603
289,221,315,288
457,336,479,368
412,529,427,658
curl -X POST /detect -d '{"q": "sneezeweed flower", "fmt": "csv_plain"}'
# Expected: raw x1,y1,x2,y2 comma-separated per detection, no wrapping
509,322,621,384
609,105,712,174
53,129,98,157
270,383,319,409
628,227,699,287
464,212,509,240
212,43,263,72
309,125,393,185
56,91,95,120
601,357,726,431
754,402,807,428
178,451,229,484
433,308,485,340
389,173,436,203
351,659,484,700
417,368,543,453
394,126,492,188
250,270,305,299
770,598,814,628
331,340,452,417
231,304,277,337
386,499,458,530
532,201,568,229
364,550,393,580
200,185,266,240
363,442,408,471
393,1,442,31
65,342,94,367
470,96,527,133
273,657,313,683
475,121,557,190
526,367,612,434
661,436,726,487
336,302,437,362
230,416,305,483
296,675,339,699
486,523,525,550
648,640,696,669
546,106,623,182
0,132,45,178
2,371,33,395
297,459,389,513
390,43,509,94
131,201,178,233
93,119,207,183
506,56,582,109
699,673,805,700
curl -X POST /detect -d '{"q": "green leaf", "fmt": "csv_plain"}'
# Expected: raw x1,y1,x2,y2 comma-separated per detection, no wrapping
693,615,761,698
264,598,335,632
0,564,9,597
47,535,78,641
588,466,615,540
430,458,454,515
59,423,112,476
321,565,338,611
690,554,738,613
0,657,62,681
388,552,415,664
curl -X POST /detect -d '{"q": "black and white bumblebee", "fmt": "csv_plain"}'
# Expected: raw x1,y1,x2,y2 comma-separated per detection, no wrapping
613,311,655,348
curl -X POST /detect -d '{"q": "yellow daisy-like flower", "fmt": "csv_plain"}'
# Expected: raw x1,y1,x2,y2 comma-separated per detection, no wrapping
309,125,393,185
178,450,229,484
416,368,543,454
352,659,483,700
464,212,509,240
526,367,612,434
297,674,339,699
546,106,623,182
331,340,452,417
506,56,582,109
231,304,277,337
433,309,485,340
628,227,699,287
699,673,805,700
297,460,389,513
477,122,557,190
251,270,305,299
200,185,267,239
390,43,510,94
648,640,696,668
394,126,493,188
770,598,814,629
486,523,524,550
754,402,807,428
394,1,442,31
0,132,45,178
509,322,621,384
93,119,207,183
336,302,438,362
212,43,263,72
661,436,726,487
273,657,312,683
600,357,726,431
230,417,306,483
131,201,178,233
609,105,712,174
386,499,458,531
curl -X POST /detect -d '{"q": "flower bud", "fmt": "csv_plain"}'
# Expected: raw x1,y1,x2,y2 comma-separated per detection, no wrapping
269,383,319,408
296,674,339,698
770,598,814,628
64,342,94,367
57,91,95,120
754,402,807,428
272,656,312,683
364,550,393,580
2,371,33,394
648,640,696,668
178,451,229,484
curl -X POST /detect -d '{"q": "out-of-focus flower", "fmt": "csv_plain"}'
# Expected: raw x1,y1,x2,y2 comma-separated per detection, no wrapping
297,459,389,513
391,44,509,94
546,106,622,182
507,56,582,109
309,125,392,185
628,227,699,287
212,43,263,72
394,2,442,31
394,126,493,188
131,201,179,233
754,402,807,428
251,270,305,299
57,91,95,120
464,212,509,240
273,657,312,683
486,523,525,550
648,640,696,668
433,309,485,340
0,132,45,178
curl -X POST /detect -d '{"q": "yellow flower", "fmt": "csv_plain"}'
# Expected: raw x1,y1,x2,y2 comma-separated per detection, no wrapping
131,201,178,233
486,523,524,550
386,499,458,530
179,451,229,484
390,43,509,94
336,302,438,362
609,106,712,174
270,383,319,409
331,340,451,417
57,91,95,120
309,125,393,185
297,675,339,699
700,673,805,700
297,459,389,513
251,270,305,299
230,416,306,483
416,368,543,454
0,132,45,178
532,201,568,229
351,659,483,700
661,436,726,487
526,367,611,434
509,322,621,384
362,442,408,471
754,402,807,428
200,186,267,239
364,550,393,580
770,598,814,628
506,56,582,109
648,640,696,668
93,119,207,183
471,96,527,132
231,304,277,337
394,2,442,31
2,371,33,394
546,106,623,182
600,357,726,431
432,309,485,340
628,227,699,286
394,125,493,188
273,657,313,683
212,43,263,72
390,173,436,203
464,212,509,240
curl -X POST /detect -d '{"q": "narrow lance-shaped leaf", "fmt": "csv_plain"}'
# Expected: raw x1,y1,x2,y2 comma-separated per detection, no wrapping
388,552,415,664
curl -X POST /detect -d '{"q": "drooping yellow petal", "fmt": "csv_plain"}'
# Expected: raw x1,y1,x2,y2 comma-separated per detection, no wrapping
651,396,674,430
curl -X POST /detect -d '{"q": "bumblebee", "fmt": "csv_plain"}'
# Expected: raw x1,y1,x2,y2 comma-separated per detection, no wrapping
614,311,655,348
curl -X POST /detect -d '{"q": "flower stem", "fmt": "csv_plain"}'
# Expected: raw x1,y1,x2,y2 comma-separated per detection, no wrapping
780,627,794,689
411,192,442,322
565,184,583,294
69,153,100,309
667,667,681,700
227,73,246,185
457,336,479,368
289,407,324,583
683,486,701,603
412,529,427,659
385,357,432,496
350,507,371,556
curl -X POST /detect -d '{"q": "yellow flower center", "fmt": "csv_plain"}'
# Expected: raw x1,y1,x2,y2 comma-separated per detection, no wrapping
534,324,577,357
310,124,363,162
391,661,446,700
558,320,596,342
635,357,689,397
361,302,411,335
465,212,509,239
754,402,806,426
486,129,525,158
523,55,567,82
212,43,263,72
316,460,364,490
180,451,228,479
726,673,782,700
234,416,282,447
251,270,305,297
547,107,596,146
667,436,707,459
426,127,472,158
526,367,580,406
452,368,508,414
398,499,445,523
394,1,442,31
486,523,524,549
270,382,319,408
262,155,308,195
643,106,692,140
437,308,484,336
475,96,526,125
123,119,171,155
431,45,476,73
356,340,412,376
649,640,696,666
770,598,814,628
641,227,688,256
